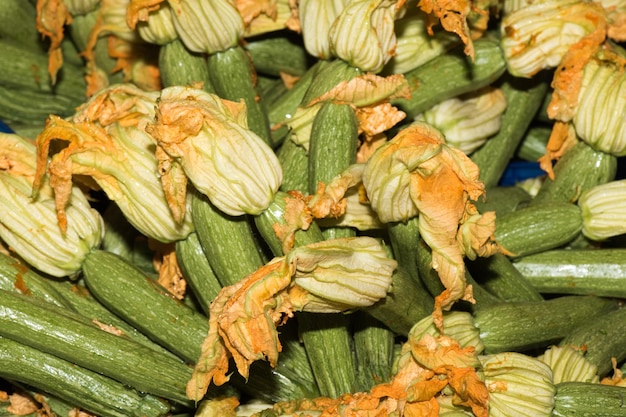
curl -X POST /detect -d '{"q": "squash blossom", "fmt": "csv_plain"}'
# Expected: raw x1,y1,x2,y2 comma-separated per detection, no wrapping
166,0,244,54
578,179,626,241
500,0,607,78
328,0,406,73
299,0,350,59
361,121,499,325
539,346,599,384
146,85,283,217
187,236,396,401
34,84,194,243
135,2,178,45
0,133,103,278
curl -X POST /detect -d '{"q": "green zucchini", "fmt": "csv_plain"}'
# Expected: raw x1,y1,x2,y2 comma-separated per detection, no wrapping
473,186,532,218
391,37,507,120
0,336,170,417
495,201,583,258
473,295,619,354
300,59,363,105
82,250,209,364
175,232,223,314
516,125,551,162
191,191,267,286
560,306,626,377
244,32,312,77
158,38,216,93
277,137,309,193
0,288,194,404
468,252,544,302
512,248,626,299
553,382,626,417
531,141,617,206
352,312,395,391
206,45,272,145
0,84,84,125
0,0,44,52
471,73,550,188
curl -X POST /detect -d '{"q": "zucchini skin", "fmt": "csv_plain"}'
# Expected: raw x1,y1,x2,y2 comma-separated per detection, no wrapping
473,295,619,354
0,336,170,417
159,38,215,93
0,288,193,404
244,34,312,77
513,248,626,299
392,37,507,120
495,201,583,258
82,250,209,364
553,382,626,417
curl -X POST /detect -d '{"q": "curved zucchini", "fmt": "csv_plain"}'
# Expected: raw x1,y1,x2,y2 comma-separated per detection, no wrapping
553,382,626,417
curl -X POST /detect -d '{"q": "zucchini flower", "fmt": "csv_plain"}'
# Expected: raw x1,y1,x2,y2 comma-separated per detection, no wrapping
0,133,103,278
135,2,178,45
187,236,395,400
500,0,607,78
601,0,626,42
361,121,499,322
36,0,73,83
416,87,507,155
146,85,283,216
166,0,244,54
480,352,556,417
34,84,193,243
328,0,406,73
237,0,299,37
578,179,626,241
384,6,460,74
299,0,350,59
100,0,145,43
408,311,484,354
64,0,101,15
539,346,599,384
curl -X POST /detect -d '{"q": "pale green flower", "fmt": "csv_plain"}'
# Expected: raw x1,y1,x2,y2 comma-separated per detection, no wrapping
299,0,350,59
578,179,626,240
136,2,178,45
147,85,283,216
416,87,507,155
0,133,103,278
63,0,100,15
539,346,599,384
329,0,404,73
480,352,556,417
408,311,485,354
500,0,605,77
167,0,243,54
100,0,144,43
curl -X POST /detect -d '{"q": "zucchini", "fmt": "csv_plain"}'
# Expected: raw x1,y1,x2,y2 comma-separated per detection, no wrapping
495,201,583,258
516,125,551,162
158,38,215,93
473,295,619,354
553,381,626,417
244,32,312,77
468,252,544,302
513,248,626,299
531,141,617,206
82,250,209,364
0,288,194,404
175,232,222,314
352,312,395,391
0,0,44,52
560,306,626,377
277,137,309,193
191,191,267,286
473,186,532,218
471,73,550,188
0,336,170,417
0,84,84,125
391,37,507,120
206,45,272,145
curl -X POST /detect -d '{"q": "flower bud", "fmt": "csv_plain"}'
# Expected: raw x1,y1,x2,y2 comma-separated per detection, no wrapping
0,133,103,277
288,236,396,311
136,2,178,45
64,0,100,15
539,346,599,384
329,0,403,73
147,85,283,216
578,179,626,241
480,352,555,417
500,0,605,78
299,0,349,59
167,0,243,54
408,311,485,354
100,0,144,43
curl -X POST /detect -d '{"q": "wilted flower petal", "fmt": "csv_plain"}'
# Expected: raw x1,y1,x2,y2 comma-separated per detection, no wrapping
418,0,474,58
147,85,283,216
0,133,103,277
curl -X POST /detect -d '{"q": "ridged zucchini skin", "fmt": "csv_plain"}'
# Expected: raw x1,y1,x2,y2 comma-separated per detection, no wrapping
277,138,309,193
0,336,170,417
473,295,619,354
159,38,215,93
473,186,532,218
531,141,617,206
191,191,267,286
471,73,549,188
244,33,312,77
0,288,193,404
553,382,626,417
207,45,272,145
513,248,626,299
392,37,507,120
0,84,84,125
82,250,209,364
494,201,583,258
560,306,626,377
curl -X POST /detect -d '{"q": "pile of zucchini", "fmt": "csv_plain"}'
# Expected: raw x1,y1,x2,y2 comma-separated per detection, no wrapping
2,0,626,416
